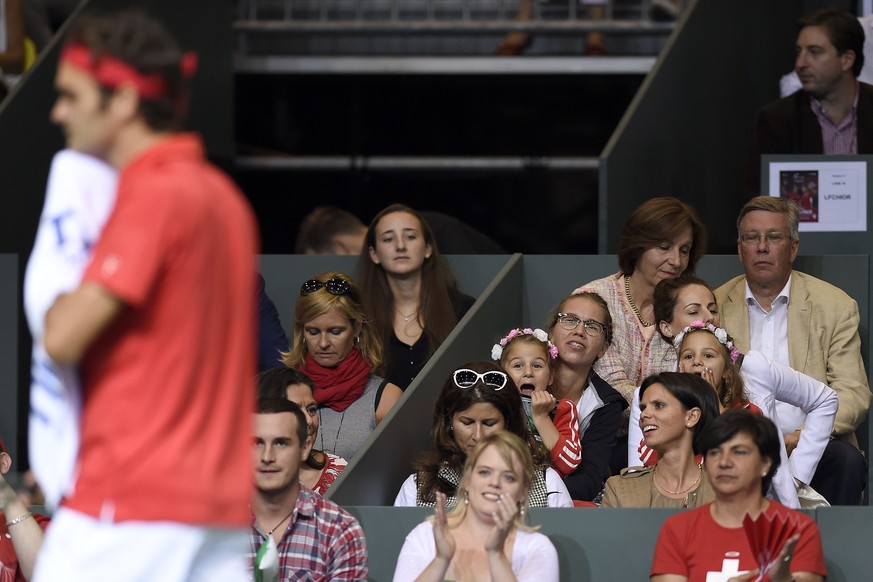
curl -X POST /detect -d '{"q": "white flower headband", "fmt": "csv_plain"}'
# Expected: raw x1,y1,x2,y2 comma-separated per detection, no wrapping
491,328,559,361
673,320,740,363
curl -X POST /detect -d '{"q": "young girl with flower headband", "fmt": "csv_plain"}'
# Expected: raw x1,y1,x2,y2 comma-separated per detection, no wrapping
673,321,837,507
492,328,581,477
627,276,839,509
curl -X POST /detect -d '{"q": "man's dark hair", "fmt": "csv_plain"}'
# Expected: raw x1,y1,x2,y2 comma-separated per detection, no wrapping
295,206,366,254
698,409,782,496
798,8,865,78
257,397,308,446
65,9,192,131
256,367,315,401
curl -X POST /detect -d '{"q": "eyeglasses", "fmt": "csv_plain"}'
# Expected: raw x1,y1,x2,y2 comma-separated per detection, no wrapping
738,232,791,246
300,278,351,296
557,314,608,337
452,369,508,391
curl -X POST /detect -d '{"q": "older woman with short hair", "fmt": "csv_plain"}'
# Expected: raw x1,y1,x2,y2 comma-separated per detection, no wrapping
576,197,707,404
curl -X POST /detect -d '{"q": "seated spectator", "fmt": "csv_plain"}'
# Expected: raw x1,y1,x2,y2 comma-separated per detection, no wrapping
576,197,707,405
491,327,580,477
1,437,49,581
748,9,873,193
296,206,504,255
358,204,475,389
249,398,367,580
393,431,559,582
257,368,347,495
545,290,626,502
628,276,839,509
602,372,719,508
280,272,402,460
394,361,572,508
716,196,868,505
651,411,826,582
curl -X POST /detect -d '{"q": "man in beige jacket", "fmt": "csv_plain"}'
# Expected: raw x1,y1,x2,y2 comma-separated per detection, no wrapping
716,196,871,505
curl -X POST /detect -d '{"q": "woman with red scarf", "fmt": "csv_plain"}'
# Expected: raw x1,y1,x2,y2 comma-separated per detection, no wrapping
282,272,402,460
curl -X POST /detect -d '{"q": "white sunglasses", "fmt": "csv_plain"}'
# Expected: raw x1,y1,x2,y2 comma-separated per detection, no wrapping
452,369,508,390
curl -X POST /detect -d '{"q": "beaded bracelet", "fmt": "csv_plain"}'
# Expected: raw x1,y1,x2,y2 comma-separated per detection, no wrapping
6,512,32,528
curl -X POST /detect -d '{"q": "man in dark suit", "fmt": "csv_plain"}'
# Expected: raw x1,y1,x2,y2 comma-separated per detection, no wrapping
748,8,873,193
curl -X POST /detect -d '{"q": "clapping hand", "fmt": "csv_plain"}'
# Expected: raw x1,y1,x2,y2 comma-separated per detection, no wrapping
484,493,520,554
432,491,456,562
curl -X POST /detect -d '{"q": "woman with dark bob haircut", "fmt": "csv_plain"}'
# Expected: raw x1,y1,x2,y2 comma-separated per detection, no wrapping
358,204,474,390
576,197,707,405
602,372,719,508
394,361,572,508
651,410,827,582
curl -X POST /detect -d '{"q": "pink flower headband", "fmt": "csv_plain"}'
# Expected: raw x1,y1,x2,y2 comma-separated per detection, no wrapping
491,328,559,361
673,320,740,363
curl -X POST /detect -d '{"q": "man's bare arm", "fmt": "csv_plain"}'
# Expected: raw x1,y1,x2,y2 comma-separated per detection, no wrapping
44,282,124,364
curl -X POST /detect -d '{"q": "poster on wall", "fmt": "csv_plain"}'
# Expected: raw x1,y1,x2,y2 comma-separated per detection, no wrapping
767,161,866,232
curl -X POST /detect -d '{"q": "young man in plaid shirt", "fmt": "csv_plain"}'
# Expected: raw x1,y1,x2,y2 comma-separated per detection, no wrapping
250,398,368,580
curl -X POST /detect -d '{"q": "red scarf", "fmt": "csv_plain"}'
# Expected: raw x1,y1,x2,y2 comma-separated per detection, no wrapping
299,347,372,412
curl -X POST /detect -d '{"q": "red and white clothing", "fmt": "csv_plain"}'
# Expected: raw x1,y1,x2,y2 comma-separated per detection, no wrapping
548,399,582,476
652,502,826,581
63,134,259,526
311,453,347,496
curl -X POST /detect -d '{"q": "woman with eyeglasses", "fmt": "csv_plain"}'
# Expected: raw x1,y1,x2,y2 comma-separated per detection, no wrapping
394,361,573,508
393,431,559,582
576,197,707,405
358,204,475,391
281,272,403,460
546,290,627,502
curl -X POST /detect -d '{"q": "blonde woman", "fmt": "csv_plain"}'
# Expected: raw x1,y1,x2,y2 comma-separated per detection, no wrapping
282,272,402,460
394,431,559,582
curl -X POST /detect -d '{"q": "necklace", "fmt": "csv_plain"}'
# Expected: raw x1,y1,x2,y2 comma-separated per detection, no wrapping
654,463,703,495
318,408,345,454
625,275,654,327
265,508,295,536
396,307,418,322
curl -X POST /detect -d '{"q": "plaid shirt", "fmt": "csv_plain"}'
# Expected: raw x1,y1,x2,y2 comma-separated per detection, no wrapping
810,81,860,155
248,487,367,581
578,273,676,403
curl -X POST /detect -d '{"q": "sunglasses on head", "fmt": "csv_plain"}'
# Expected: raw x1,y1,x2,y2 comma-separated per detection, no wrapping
300,278,351,296
452,369,508,391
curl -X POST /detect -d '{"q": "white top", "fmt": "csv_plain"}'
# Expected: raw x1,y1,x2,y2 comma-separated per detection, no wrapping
627,350,837,508
393,520,559,582
23,150,117,508
394,468,573,508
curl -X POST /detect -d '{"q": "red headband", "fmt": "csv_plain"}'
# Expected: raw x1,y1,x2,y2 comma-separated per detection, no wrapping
60,42,198,100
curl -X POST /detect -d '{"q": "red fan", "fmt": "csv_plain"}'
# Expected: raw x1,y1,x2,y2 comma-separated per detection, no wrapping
742,510,800,580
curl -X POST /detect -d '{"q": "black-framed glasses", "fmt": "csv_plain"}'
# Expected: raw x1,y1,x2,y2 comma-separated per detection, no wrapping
300,278,351,296
738,231,791,246
557,313,608,337
453,369,508,391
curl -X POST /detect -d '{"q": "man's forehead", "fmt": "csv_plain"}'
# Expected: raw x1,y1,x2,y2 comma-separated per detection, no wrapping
740,210,788,229
55,61,101,92
797,25,835,49
254,411,300,436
